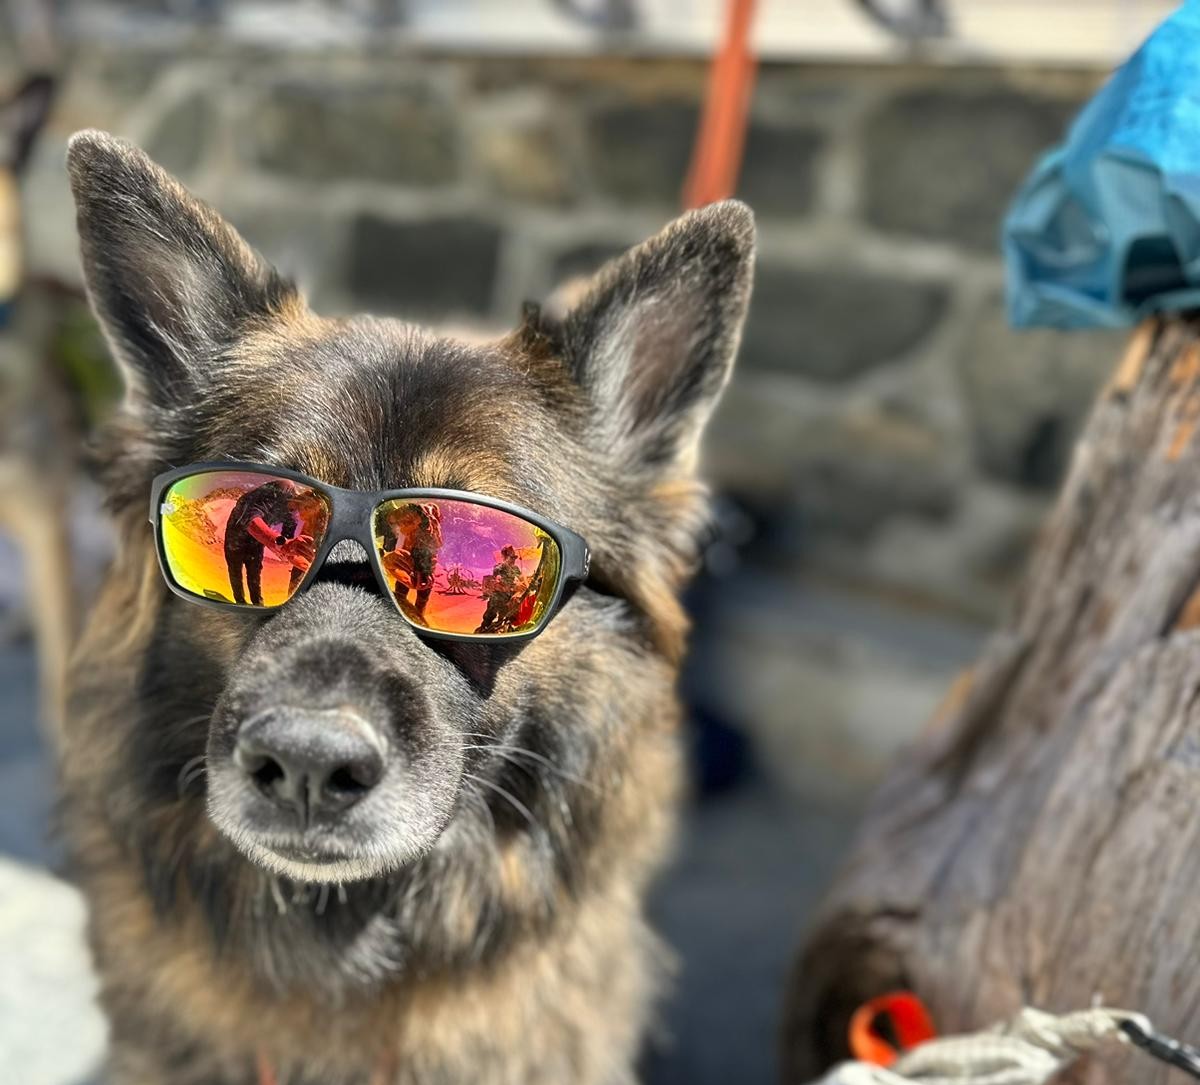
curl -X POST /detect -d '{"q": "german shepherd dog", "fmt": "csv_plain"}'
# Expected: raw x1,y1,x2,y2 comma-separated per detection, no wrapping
59,129,754,1084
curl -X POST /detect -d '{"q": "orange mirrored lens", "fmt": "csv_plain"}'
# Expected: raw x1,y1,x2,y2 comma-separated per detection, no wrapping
373,498,561,636
159,471,330,607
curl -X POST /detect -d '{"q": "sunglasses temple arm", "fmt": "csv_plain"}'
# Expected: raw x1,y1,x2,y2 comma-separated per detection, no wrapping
561,533,592,585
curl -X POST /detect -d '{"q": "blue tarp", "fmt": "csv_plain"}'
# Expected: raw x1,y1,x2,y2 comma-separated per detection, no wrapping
1004,1,1200,328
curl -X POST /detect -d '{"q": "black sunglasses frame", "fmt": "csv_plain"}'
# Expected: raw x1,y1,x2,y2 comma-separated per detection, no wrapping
148,461,591,643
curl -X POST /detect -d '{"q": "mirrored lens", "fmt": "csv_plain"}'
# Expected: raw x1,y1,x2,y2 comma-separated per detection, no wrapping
159,471,330,608
373,498,562,636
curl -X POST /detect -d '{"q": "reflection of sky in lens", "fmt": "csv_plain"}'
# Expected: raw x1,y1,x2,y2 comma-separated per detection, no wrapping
444,506,534,570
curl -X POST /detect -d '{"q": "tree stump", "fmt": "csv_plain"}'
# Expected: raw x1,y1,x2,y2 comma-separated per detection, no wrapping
782,316,1200,1085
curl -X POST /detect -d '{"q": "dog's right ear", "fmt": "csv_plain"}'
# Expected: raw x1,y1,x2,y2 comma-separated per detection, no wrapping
66,129,297,411
541,200,754,475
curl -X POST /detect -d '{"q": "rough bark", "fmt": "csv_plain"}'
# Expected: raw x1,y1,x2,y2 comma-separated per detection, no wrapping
782,317,1200,1085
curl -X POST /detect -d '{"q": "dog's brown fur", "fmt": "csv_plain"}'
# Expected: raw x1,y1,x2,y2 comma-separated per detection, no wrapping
58,130,754,1085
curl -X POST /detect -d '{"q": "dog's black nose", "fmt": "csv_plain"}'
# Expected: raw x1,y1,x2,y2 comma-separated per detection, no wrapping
234,709,385,822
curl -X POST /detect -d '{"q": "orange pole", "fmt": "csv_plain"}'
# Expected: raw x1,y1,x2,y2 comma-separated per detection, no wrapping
682,0,759,209
256,1051,279,1085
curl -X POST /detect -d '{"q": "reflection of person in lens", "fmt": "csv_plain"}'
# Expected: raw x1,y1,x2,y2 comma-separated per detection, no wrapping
476,545,527,633
380,503,443,622
223,481,323,606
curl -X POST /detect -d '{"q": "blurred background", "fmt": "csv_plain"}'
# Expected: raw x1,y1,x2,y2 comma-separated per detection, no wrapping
0,2,1159,1083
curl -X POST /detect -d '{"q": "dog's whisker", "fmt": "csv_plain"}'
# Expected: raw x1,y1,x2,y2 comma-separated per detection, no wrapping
268,876,288,917
465,747,554,794
462,771,541,832
176,754,208,797
461,780,498,838
461,742,599,793
170,713,212,729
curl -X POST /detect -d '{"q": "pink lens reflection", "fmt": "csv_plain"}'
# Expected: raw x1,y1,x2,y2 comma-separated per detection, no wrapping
160,471,330,607
373,498,561,635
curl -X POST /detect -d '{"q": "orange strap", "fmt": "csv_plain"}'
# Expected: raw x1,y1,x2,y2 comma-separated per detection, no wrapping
681,0,759,209
257,1050,278,1085
848,991,938,1067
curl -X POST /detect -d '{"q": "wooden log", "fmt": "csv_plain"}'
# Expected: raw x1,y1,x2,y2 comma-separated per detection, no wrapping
782,316,1200,1084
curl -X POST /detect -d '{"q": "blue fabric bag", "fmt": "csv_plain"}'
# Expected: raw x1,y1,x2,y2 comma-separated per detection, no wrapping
1005,1,1200,328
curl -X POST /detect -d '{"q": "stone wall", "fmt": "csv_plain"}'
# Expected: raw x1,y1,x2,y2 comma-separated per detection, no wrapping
7,32,1130,801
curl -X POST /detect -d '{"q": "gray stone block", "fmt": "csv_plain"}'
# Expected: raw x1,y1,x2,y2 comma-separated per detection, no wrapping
708,379,960,535
584,100,698,206
958,294,1125,489
864,86,1079,251
473,109,575,206
741,263,950,381
144,90,213,177
786,405,961,535
345,214,502,318
853,482,1048,621
226,204,346,312
736,122,824,217
685,575,984,804
71,48,168,105
242,78,460,186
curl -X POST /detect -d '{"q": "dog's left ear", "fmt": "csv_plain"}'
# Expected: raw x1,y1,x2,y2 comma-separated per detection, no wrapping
66,129,296,412
552,200,754,471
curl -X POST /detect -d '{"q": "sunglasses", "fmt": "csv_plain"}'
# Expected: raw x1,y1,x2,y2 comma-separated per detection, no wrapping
149,463,591,642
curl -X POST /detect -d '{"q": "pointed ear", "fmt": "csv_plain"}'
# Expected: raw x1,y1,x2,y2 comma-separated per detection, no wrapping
66,129,298,409
554,200,754,471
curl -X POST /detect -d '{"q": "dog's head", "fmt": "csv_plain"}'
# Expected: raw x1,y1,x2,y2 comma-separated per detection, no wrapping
66,130,753,907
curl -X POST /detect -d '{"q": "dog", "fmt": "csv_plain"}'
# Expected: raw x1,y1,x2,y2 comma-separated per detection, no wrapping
58,129,754,1085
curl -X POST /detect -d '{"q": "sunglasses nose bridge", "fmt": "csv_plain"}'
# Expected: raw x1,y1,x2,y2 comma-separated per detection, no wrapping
317,492,384,561
297,496,391,598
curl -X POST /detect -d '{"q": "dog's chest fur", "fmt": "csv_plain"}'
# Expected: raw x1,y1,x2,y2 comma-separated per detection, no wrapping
65,533,682,1085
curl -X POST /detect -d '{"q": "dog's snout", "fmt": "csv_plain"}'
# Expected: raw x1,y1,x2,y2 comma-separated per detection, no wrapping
234,709,385,823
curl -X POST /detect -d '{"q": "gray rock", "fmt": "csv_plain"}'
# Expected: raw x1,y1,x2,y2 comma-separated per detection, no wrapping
242,78,460,186
69,48,169,107
864,85,1080,251
958,294,1125,489
20,136,84,287
584,100,698,206
852,482,1049,622
226,203,348,312
736,123,825,218
345,213,502,318
786,404,961,535
144,90,213,177
708,380,961,536
686,575,985,804
473,108,575,206
741,263,950,381
751,68,857,113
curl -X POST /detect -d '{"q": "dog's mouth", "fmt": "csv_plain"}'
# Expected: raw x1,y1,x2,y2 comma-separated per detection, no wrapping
264,836,349,864
237,831,385,883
